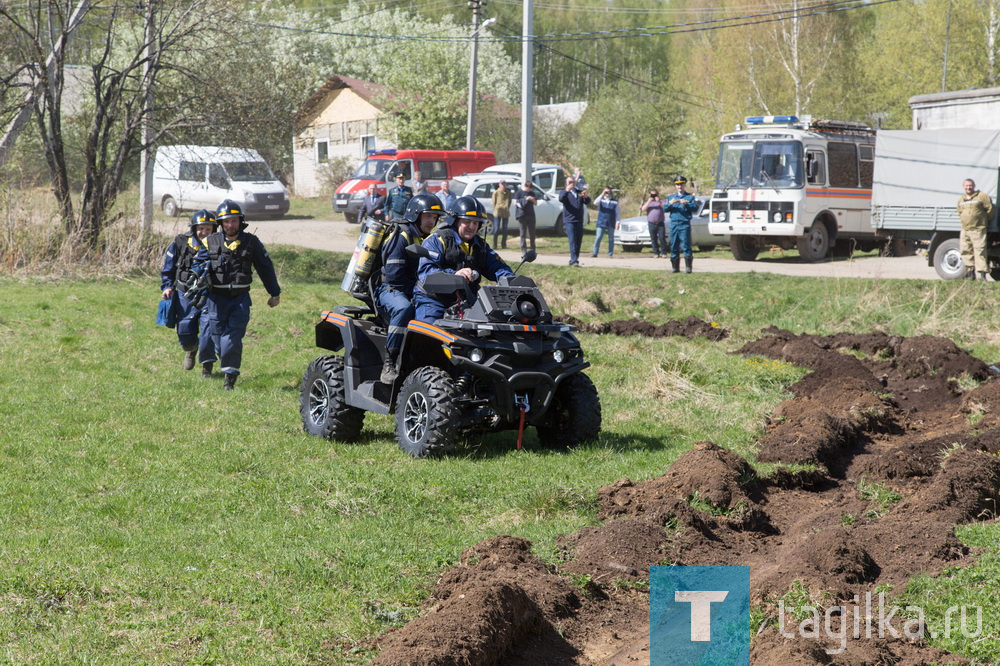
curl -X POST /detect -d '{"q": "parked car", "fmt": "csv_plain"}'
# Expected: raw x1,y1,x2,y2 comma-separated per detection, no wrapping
448,174,570,235
617,197,728,252
483,162,566,196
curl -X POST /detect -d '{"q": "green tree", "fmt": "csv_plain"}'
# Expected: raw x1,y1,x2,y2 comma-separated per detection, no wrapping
577,78,680,199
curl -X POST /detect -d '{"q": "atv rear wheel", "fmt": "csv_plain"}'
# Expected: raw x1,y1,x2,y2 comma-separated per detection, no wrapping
536,372,601,448
300,355,365,441
395,366,462,458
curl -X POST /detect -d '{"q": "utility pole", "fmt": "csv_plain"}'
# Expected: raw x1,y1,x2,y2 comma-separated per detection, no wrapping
465,0,489,151
0,0,89,168
520,0,534,188
942,0,953,92
139,0,157,232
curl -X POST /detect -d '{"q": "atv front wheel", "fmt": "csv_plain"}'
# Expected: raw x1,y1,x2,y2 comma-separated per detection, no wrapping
300,355,365,441
536,372,601,448
395,367,462,458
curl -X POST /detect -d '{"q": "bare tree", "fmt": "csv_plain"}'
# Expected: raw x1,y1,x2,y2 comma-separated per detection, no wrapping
0,0,233,247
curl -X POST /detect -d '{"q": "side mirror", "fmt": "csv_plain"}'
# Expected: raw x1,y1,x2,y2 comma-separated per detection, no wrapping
405,243,430,259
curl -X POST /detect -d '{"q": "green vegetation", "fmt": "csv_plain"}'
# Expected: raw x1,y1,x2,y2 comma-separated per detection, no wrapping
2,247,1000,662
856,476,903,519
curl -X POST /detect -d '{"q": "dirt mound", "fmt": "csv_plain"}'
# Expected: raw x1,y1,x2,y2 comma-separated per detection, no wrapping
558,314,728,340
370,329,999,664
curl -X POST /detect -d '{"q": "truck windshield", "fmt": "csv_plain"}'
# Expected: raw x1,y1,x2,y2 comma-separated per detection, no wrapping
352,159,391,180
716,140,803,189
225,161,274,182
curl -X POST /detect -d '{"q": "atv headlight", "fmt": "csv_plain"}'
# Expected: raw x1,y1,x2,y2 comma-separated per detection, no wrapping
469,348,484,363
553,349,566,363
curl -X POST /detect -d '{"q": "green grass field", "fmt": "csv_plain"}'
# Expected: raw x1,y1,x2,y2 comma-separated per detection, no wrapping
2,247,999,663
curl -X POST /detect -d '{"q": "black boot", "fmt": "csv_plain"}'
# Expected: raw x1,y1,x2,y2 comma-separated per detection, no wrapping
670,258,680,273
223,373,237,390
685,257,693,274
183,345,197,370
380,349,399,384
202,362,213,378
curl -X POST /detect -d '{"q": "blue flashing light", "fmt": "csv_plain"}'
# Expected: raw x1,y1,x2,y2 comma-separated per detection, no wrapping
745,115,800,125
371,149,397,156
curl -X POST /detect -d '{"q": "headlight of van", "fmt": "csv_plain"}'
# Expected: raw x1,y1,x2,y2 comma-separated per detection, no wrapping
718,211,727,222
243,191,256,202
351,191,366,200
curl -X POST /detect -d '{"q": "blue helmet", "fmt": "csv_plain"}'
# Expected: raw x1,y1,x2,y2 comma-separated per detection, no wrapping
189,209,217,229
216,199,247,231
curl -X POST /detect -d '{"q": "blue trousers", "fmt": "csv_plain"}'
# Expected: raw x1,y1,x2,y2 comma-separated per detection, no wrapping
670,221,693,259
175,291,217,363
565,220,583,264
592,226,615,256
375,284,414,353
649,223,667,256
413,290,447,324
206,292,251,376
492,216,509,249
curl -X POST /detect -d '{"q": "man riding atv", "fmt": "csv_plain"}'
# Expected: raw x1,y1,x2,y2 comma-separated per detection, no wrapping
413,195,513,324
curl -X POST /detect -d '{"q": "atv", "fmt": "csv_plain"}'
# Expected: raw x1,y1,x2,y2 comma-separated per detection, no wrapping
299,250,601,457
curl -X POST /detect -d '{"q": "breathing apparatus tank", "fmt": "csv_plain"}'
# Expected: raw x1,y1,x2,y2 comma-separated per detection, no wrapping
341,217,390,296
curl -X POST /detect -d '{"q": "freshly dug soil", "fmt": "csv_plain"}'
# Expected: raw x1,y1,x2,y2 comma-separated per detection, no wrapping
371,327,999,665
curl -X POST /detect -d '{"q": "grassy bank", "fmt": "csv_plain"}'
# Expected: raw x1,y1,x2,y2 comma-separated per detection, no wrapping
1,250,998,663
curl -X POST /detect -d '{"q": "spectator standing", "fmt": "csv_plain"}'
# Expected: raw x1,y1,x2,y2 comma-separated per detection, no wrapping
640,189,667,258
591,187,620,258
958,178,995,281
358,183,386,222
194,200,281,390
558,177,591,266
160,209,218,377
666,175,699,273
513,181,537,253
491,180,513,249
438,181,457,212
384,173,413,220
573,167,588,193
413,170,427,194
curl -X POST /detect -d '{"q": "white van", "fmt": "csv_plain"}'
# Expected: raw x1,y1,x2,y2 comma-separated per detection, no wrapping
153,145,290,218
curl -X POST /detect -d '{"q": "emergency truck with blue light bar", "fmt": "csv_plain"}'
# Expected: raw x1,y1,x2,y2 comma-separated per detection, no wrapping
709,115,882,262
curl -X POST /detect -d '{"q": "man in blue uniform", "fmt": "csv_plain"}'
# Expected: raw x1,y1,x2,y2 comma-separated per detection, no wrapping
413,196,514,324
591,187,621,258
384,173,413,220
194,200,282,390
160,209,218,376
377,192,446,383
666,175,699,273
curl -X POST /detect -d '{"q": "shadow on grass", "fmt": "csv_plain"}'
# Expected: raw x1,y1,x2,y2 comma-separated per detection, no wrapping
456,430,671,460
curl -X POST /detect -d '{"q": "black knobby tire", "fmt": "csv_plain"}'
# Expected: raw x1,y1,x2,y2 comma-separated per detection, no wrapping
300,355,365,441
394,367,463,458
729,235,759,261
536,372,601,448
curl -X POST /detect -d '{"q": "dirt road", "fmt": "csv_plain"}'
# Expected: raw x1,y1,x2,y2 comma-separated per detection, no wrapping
155,217,941,281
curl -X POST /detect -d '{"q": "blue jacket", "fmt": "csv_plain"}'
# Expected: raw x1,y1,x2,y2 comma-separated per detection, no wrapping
417,228,513,295
666,192,698,224
380,220,427,297
558,188,591,225
384,185,413,218
595,197,620,229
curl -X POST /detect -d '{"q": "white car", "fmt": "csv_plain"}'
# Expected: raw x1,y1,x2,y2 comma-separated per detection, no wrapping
448,174,570,235
617,197,728,252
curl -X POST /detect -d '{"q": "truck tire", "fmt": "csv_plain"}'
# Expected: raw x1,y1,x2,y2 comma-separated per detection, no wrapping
395,366,462,458
730,236,760,261
797,222,829,262
536,372,601,448
162,196,179,217
300,355,365,441
933,237,967,280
